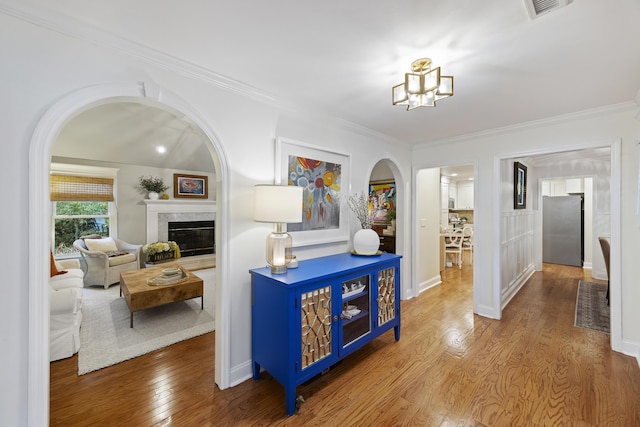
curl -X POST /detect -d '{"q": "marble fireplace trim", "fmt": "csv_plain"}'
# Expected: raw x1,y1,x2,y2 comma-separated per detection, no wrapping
144,199,216,243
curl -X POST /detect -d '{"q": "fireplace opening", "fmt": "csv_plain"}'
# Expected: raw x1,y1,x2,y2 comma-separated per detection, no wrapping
168,220,215,257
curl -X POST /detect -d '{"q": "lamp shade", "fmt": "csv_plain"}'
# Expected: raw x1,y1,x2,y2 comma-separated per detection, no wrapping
254,185,303,224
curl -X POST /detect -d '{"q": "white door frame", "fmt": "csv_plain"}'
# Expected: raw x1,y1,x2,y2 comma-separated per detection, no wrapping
28,82,231,426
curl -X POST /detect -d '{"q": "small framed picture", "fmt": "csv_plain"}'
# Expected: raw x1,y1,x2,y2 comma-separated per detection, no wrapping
514,161,527,209
173,174,208,199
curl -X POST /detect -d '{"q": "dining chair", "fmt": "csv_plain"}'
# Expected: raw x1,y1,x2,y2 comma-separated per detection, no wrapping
444,229,464,269
462,226,473,265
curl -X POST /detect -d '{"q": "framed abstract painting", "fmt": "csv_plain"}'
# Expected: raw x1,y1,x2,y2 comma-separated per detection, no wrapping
276,137,351,246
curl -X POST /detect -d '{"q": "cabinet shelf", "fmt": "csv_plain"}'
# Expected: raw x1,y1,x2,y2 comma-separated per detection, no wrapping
342,288,367,301
341,309,369,325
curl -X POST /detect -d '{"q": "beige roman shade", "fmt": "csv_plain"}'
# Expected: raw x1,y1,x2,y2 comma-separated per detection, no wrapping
50,174,114,202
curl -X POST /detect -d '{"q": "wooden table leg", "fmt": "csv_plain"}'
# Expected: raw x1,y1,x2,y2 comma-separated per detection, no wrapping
130,312,133,328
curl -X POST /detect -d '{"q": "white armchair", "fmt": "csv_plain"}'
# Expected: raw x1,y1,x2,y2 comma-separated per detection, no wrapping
73,237,142,289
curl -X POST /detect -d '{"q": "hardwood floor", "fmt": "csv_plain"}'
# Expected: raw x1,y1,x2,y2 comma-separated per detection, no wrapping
51,261,640,426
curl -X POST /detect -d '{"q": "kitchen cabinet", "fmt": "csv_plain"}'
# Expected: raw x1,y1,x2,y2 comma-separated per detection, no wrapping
456,182,474,209
250,252,402,415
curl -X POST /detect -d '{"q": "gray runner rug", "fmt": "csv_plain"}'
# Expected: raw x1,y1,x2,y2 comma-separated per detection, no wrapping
574,280,610,334
78,268,215,375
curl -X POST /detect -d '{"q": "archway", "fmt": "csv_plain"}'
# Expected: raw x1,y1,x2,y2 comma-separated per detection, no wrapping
28,82,231,425
367,157,408,297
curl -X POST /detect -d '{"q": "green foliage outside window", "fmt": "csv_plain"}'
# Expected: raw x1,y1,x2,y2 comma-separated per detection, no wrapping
53,201,110,256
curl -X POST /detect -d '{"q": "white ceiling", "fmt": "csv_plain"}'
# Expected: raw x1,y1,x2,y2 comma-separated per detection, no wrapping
37,0,640,167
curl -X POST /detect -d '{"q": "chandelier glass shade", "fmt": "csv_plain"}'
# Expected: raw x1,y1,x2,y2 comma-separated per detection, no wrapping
392,58,454,110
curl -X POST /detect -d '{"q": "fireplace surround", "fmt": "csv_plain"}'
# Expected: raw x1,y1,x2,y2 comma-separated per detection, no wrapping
144,200,216,251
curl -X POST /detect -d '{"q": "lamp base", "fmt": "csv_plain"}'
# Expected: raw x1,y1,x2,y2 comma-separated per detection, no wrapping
270,264,288,274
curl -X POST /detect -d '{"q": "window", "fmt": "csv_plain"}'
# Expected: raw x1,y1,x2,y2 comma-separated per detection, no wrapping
50,165,119,257
52,201,111,256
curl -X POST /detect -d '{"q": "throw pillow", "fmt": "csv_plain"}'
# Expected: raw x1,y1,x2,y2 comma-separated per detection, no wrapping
80,234,103,240
50,251,68,277
84,237,118,253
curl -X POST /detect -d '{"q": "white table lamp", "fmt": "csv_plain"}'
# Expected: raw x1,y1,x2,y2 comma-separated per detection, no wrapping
254,185,303,274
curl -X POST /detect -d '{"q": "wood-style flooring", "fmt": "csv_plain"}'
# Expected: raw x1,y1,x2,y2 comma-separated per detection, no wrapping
50,258,640,426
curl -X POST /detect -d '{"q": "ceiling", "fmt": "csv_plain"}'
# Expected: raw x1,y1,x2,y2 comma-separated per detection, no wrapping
41,0,640,167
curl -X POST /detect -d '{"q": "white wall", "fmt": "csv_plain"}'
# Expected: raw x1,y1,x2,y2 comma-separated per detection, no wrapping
412,104,640,363
0,12,412,425
415,168,442,292
52,156,216,245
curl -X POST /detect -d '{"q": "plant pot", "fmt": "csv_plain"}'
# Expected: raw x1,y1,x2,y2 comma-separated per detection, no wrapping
148,191,159,200
353,228,380,255
147,251,174,262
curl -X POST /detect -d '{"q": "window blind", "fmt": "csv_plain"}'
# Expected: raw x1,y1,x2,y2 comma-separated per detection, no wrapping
50,174,114,202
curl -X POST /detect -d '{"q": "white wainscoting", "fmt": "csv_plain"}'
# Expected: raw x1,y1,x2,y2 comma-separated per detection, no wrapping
501,210,536,308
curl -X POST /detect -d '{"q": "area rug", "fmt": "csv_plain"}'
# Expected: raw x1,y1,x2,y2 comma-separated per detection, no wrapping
574,280,609,334
78,268,215,375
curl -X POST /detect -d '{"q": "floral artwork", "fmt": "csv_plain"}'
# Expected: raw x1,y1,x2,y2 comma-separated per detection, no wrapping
286,155,341,232
276,137,350,246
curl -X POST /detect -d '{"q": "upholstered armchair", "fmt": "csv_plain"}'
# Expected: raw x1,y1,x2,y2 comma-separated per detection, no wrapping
73,237,142,289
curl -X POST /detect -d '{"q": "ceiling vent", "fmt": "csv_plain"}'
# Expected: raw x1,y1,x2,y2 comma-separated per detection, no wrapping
523,0,572,20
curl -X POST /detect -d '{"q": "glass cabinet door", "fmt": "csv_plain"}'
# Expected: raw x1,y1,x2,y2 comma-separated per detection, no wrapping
300,286,333,370
341,274,371,347
377,267,396,326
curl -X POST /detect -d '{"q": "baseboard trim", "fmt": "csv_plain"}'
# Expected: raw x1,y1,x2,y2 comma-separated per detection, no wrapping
501,266,536,310
621,338,640,368
229,360,253,388
418,275,442,294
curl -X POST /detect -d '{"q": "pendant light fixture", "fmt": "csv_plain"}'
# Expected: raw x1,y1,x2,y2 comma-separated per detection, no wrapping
392,58,454,110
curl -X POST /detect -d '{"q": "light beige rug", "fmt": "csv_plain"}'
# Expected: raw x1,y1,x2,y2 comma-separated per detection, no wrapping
78,268,215,375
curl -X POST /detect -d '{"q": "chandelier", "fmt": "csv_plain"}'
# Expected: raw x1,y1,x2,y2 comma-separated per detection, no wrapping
392,58,454,110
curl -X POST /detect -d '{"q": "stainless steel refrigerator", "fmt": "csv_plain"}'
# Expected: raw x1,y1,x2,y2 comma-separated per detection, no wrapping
542,195,583,267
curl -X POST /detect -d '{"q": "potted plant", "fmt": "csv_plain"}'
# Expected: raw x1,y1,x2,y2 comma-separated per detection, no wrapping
347,192,379,255
138,175,169,200
142,241,181,262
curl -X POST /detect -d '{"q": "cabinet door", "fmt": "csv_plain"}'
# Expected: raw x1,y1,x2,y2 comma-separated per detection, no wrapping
377,266,397,326
300,285,333,371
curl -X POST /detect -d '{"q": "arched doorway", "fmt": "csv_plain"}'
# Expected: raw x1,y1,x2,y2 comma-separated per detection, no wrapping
28,82,231,425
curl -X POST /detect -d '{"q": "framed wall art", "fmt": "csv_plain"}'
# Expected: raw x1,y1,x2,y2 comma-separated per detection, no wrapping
369,180,396,224
275,137,351,246
173,173,208,199
514,161,527,209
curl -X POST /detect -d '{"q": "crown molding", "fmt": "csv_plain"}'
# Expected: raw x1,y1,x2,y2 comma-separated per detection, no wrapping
0,0,277,105
0,0,405,149
414,101,640,150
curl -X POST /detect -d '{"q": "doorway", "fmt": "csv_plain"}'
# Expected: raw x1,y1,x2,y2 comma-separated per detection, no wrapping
28,83,231,424
414,163,475,297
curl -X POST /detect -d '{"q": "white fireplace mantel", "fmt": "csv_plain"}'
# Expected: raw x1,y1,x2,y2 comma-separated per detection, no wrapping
145,199,216,243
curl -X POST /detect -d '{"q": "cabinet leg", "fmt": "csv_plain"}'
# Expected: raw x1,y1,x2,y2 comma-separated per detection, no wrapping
252,361,261,381
394,324,400,341
286,385,296,415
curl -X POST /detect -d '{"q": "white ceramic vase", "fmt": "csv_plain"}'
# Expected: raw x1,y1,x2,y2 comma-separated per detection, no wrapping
353,228,380,255
148,191,159,200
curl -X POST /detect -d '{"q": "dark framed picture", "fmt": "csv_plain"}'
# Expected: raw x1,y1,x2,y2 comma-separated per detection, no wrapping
173,173,208,199
514,161,527,209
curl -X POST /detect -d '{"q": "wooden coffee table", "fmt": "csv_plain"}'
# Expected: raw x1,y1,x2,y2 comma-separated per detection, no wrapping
120,266,204,328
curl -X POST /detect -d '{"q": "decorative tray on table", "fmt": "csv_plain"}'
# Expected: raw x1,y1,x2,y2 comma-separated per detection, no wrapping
147,268,189,286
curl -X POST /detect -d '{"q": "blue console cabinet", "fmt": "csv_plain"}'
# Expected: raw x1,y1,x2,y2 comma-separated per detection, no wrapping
250,252,402,415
